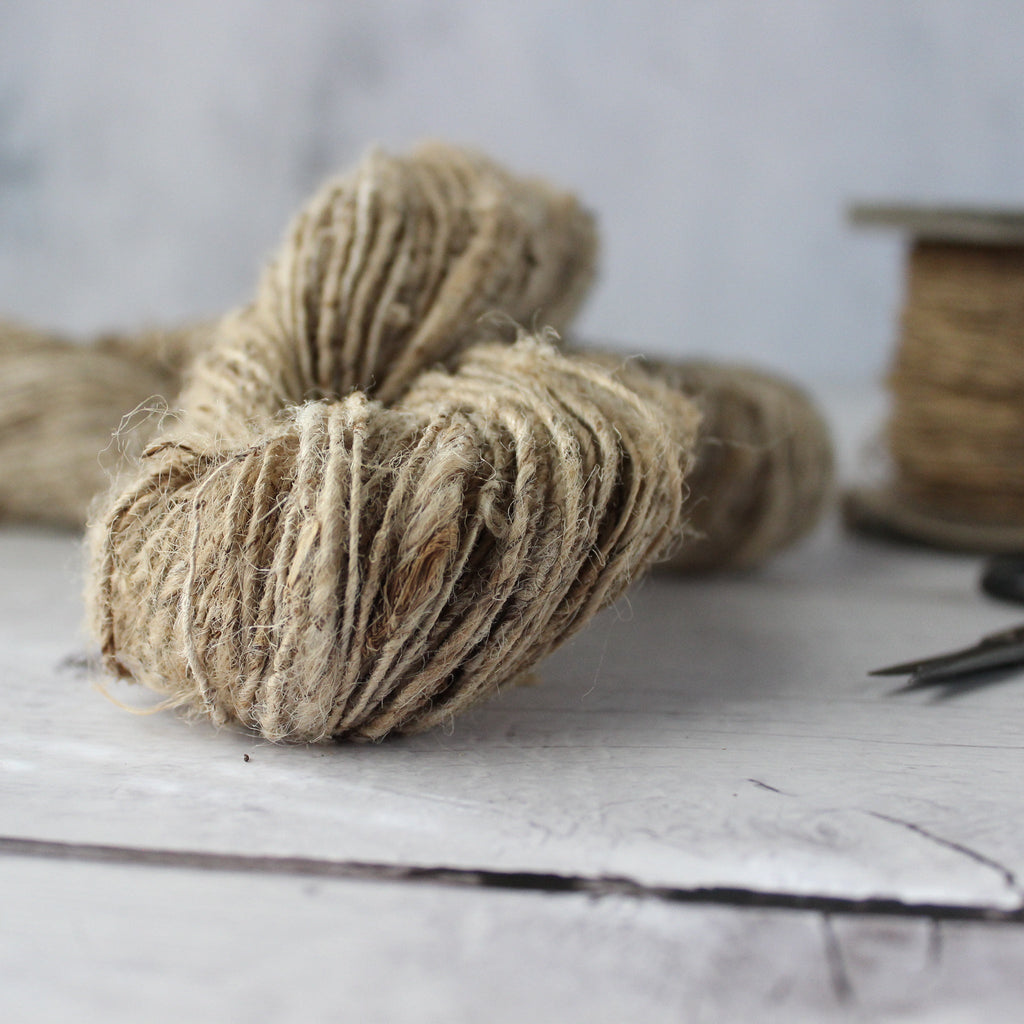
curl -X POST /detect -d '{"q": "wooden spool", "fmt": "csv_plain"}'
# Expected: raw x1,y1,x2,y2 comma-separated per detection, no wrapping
845,202,1024,552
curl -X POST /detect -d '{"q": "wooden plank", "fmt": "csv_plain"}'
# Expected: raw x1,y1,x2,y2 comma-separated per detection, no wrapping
4,851,1024,1024
3,517,1024,911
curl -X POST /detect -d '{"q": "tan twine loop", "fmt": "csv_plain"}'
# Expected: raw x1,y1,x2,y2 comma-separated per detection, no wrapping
0,143,833,741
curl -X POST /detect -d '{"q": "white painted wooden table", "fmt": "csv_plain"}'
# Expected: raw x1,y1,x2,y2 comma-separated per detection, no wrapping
3,385,1024,1023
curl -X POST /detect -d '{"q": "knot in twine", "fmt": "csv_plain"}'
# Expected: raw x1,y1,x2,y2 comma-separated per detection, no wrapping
0,143,833,742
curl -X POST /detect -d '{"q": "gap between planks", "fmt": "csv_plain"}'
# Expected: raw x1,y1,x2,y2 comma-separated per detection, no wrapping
2,834,1023,925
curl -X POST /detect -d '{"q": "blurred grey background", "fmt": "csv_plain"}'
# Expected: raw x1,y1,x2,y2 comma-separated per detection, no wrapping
1,1,1022,384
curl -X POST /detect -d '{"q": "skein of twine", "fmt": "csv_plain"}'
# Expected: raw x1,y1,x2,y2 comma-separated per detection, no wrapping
596,356,833,572
1,143,834,741
0,321,205,526
846,205,1024,550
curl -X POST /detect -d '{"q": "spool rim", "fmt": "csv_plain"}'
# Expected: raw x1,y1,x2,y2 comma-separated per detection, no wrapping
843,485,1024,554
849,202,1024,245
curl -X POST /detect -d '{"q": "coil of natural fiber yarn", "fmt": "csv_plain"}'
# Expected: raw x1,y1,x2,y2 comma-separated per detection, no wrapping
93,338,695,742
846,205,1024,551
1,142,834,742
86,142,699,742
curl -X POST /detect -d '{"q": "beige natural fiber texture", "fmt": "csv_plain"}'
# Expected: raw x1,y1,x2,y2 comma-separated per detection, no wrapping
92,339,694,742
1,142,834,742
87,143,697,742
0,320,204,526
846,240,1024,551
593,356,833,571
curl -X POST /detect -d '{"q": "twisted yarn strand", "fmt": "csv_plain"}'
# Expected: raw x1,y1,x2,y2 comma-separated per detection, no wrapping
178,142,597,441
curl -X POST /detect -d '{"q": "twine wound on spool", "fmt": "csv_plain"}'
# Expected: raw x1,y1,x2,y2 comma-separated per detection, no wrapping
846,204,1024,551
1,142,834,742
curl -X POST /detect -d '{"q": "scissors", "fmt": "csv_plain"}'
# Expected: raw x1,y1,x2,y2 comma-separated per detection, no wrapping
870,554,1024,689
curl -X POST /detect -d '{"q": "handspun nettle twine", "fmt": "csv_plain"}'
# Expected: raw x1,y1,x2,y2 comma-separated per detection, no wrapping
0,143,834,741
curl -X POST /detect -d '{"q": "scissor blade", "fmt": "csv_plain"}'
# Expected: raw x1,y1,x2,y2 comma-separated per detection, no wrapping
871,655,946,677
870,623,1024,678
907,639,1024,686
